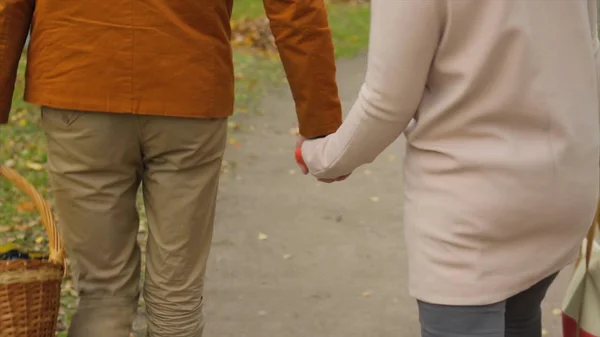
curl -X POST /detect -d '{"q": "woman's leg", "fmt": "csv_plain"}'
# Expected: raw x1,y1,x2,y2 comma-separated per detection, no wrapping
504,273,558,337
417,300,505,337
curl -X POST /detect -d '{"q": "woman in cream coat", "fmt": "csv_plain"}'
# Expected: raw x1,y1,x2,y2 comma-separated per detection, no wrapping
298,1,600,336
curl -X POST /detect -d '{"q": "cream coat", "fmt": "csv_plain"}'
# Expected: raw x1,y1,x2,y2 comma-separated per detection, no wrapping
302,0,600,305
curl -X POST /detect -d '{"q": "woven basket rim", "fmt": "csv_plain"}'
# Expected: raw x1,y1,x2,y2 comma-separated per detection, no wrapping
0,259,64,271
0,259,64,285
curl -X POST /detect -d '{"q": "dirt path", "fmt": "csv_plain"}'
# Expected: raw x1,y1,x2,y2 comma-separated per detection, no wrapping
159,56,572,336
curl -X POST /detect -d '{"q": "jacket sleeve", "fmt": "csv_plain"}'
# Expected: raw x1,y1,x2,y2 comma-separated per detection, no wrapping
0,0,33,124
263,0,342,139
300,0,444,180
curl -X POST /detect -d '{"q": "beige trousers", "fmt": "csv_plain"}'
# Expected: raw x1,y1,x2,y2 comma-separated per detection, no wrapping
41,107,227,337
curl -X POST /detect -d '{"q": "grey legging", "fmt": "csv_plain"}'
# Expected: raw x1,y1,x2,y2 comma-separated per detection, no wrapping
418,273,558,337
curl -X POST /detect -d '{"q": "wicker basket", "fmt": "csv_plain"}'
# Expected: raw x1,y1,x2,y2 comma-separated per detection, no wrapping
0,166,65,337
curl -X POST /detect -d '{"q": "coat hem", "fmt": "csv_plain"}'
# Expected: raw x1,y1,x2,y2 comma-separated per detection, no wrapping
410,264,572,306
24,92,234,119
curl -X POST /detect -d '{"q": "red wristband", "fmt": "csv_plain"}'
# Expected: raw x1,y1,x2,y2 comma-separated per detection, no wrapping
294,147,306,168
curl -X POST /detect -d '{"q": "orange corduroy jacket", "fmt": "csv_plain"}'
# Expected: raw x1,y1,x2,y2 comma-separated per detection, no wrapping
0,0,342,138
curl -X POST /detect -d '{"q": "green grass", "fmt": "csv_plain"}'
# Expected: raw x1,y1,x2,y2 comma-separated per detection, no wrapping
0,2,370,335
231,0,371,57
0,59,47,249
328,3,371,58
232,0,265,20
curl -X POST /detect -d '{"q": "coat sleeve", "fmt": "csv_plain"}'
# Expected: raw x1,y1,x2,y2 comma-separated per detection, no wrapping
262,0,342,139
300,0,445,180
0,0,33,124
587,0,600,165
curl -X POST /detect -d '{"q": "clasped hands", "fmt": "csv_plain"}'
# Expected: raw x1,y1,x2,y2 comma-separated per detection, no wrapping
294,136,350,183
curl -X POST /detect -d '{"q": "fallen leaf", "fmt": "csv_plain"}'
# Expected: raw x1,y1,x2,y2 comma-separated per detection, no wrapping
35,236,45,244
258,232,268,241
387,155,397,162
283,254,292,260
288,169,296,175
62,280,78,297
228,138,242,148
289,127,300,136
552,308,561,316
13,224,30,231
228,121,241,131
16,200,36,214
541,328,548,336
230,17,276,52
362,291,372,298
25,161,44,171
370,196,380,202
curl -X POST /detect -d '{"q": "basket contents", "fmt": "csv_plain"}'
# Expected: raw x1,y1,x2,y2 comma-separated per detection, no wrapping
0,243,48,261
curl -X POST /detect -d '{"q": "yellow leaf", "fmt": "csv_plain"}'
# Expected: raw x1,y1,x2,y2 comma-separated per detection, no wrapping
228,138,241,148
4,159,15,168
16,200,36,214
228,122,241,131
25,161,44,171
35,236,44,244
258,232,268,241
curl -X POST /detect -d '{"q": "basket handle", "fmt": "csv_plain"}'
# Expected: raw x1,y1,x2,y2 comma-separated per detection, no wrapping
0,165,64,266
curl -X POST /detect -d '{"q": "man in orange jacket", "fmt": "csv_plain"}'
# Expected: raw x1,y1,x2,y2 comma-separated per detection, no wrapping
0,1,342,336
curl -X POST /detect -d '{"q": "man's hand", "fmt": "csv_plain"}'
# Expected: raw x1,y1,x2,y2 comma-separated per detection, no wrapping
295,136,309,174
295,135,351,183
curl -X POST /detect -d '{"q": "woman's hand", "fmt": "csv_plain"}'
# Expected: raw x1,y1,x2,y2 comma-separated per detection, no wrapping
295,136,351,183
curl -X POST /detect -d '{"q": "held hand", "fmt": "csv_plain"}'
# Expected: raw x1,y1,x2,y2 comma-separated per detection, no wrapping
295,146,309,175
295,136,309,174
295,136,351,182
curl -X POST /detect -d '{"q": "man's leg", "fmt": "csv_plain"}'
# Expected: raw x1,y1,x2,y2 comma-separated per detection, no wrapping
139,116,227,337
504,273,558,337
42,107,143,337
417,300,505,337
